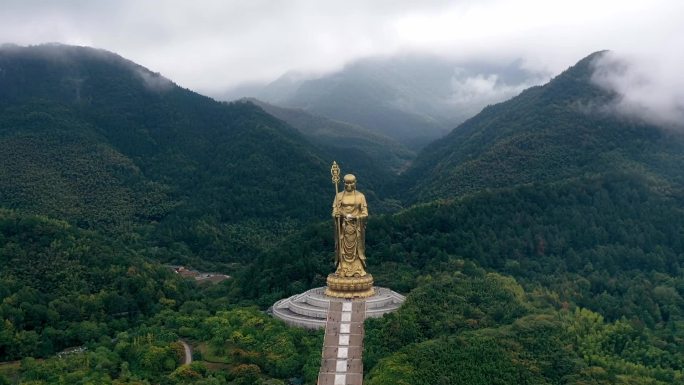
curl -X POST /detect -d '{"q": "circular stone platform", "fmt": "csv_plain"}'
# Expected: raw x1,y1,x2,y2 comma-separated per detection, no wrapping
271,286,405,329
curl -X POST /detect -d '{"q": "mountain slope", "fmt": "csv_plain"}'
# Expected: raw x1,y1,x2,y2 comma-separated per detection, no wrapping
0,44,333,262
0,101,172,227
402,51,684,203
246,98,412,207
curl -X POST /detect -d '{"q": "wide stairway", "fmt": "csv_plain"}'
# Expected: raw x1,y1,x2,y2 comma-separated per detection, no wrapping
317,301,365,385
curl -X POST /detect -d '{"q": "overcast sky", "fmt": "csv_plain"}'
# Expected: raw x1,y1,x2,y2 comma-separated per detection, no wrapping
2,0,683,126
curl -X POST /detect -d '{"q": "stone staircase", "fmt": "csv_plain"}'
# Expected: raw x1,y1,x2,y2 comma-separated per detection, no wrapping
317,301,365,385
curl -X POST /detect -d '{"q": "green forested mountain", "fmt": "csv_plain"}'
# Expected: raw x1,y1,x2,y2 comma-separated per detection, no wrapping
246,98,414,176
0,44,338,265
0,45,331,383
243,98,414,215
2,45,684,385
402,51,684,203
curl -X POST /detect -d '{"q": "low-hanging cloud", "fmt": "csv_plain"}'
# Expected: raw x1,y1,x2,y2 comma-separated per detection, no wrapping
134,68,174,93
448,71,549,118
591,51,684,129
449,73,542,117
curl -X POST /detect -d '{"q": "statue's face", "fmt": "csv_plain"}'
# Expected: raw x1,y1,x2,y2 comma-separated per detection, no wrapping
344,179,356,192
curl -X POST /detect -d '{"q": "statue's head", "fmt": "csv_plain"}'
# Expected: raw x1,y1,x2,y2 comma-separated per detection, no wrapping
343,174,357,192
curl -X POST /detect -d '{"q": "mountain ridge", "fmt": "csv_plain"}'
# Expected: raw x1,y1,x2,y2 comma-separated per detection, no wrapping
401,51,684,203
244,98,413,208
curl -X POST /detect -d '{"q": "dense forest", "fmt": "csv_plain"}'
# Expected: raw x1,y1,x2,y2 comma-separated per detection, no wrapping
243,172,684,383
0,208,322,384
1,45,683,384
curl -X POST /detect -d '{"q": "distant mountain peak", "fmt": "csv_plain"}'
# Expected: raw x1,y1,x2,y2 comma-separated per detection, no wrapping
243,53,549,150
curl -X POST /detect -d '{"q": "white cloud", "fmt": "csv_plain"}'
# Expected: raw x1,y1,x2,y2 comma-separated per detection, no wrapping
451,74,530,105
134,68,174,93
1,0,683,117
446,72,545,118
591,51,684,128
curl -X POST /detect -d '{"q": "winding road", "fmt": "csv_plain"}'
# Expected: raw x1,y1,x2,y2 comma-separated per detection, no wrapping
180,340,192,365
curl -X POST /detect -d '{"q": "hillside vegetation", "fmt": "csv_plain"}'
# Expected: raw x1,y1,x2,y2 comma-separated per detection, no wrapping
245,99,412,212
243,173,684,383
2,46,684,384
0,208,322,385
0,44,337,267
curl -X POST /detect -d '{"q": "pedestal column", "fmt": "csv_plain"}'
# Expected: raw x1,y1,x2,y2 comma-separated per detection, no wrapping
325,273,374,298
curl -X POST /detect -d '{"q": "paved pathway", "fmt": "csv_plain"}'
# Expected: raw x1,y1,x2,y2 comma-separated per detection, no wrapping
317,300,365,385
180,340,192,365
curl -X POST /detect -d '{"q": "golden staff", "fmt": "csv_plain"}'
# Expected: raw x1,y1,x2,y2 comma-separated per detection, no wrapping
331,161,341,267
331,161,340,195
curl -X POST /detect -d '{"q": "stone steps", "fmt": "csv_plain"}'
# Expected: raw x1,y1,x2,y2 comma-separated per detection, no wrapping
317,301,365,385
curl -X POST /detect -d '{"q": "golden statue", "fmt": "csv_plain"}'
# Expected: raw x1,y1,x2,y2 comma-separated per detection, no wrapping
326,162,374,298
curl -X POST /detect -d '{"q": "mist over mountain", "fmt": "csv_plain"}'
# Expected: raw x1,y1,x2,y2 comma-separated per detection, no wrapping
590,51,684,129
402,51,684,203
217,54,546,150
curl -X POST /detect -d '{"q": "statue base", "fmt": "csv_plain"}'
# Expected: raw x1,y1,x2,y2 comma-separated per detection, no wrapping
325,273,374,298
271,286,405,329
